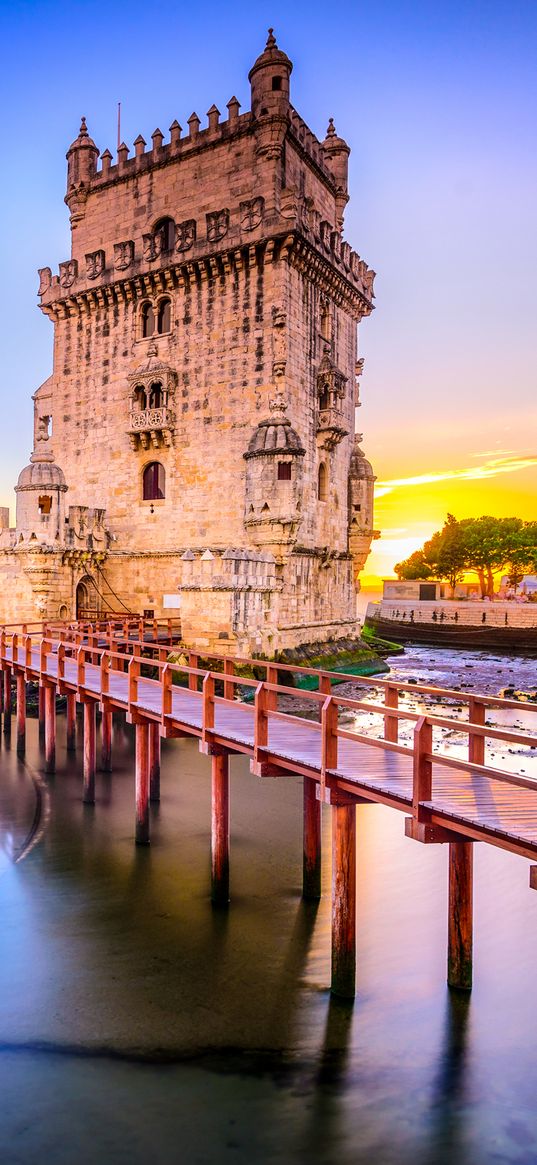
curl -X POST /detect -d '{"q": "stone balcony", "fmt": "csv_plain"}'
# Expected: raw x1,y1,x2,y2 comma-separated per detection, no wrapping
127,406,174,450
316,406,349,450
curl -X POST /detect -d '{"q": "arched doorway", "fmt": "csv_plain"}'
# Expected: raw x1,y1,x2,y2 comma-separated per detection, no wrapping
76,575,99,620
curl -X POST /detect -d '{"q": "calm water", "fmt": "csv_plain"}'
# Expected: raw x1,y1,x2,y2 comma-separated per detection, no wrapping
1,648,537,1164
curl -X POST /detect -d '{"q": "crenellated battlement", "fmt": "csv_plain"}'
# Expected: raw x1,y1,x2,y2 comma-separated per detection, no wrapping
90,104,255,189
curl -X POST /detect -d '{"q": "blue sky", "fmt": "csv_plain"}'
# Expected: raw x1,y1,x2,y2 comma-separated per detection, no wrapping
0,0,535,571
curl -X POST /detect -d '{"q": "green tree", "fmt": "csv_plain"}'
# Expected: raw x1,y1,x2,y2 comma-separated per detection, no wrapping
462,516,524,598
424,514,467,590
393,549,432,579
505,521,537,592
392,515,537,598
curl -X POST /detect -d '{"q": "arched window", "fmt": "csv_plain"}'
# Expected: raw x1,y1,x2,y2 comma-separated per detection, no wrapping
133,385,146,410
157,298,171,334
154,218,175,253
318,463,328,502
141,302,155,338
149,382,163,409
143,461,165,501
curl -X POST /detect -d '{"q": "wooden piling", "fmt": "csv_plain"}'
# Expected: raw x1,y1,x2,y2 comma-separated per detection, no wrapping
101,708,113,772
83,701,96,803
135,721,150,845
303,777,321,900
149,721,161,802
331,799,356,999
448,840,473,991
44,685,56,774
66,692,77,752
39,684,46,742
16,673,26,755
211,751,229,904
3,666,12,733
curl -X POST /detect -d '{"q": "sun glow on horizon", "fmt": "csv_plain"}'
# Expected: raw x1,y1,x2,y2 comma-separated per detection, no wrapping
363,450,537,586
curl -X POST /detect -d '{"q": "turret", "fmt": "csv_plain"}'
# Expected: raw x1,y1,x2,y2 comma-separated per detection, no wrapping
249,28,293,119
348,436,378,586
243,394,305,551
322,119,350,230
15,448,68,547
65,117,99,223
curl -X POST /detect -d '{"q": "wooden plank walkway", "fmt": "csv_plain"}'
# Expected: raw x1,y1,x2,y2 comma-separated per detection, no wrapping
1,622,537,997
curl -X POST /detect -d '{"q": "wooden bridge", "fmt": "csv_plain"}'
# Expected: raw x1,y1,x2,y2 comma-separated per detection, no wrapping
1,618,536,999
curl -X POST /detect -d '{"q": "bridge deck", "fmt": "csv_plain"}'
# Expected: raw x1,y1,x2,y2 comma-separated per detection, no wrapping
6,642,537,862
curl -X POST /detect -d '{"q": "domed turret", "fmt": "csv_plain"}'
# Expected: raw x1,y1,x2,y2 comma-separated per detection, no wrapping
16,461,67,490
349,440,375,482
66,117,99,220
245,414,305,458
249,29,293,120
322,118,350,230
15,453,68,546
348,436,377,587
244,394,304,550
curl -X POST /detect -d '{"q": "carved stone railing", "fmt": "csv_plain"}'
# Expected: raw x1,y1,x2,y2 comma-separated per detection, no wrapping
127,406,174,450
129,407,171,431
316,406,349,450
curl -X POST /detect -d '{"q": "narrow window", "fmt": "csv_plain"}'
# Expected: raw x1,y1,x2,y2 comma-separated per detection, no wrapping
154,218,175,253
319,384,330,411
149,382,163,408
320,299,330,342
157,298,171,334
272,76,282,91
133,385,146,410
141,302,155,338
143,461,165,500
277,461,292,481
38,495,52,514
318,463,328,502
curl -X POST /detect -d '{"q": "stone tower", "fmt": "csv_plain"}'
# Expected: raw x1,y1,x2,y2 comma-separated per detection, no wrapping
1,31,377,652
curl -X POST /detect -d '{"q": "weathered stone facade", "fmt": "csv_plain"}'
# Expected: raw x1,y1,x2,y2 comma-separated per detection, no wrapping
0,31,378,652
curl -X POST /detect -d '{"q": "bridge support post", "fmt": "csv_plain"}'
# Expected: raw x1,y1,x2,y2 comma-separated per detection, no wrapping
101,709,113,772
149,722,161,802
66,693,77,752
39,684,46,743
44,685,56,774
135,721,150,845
448,840,473,990
3,666,12,734
83,701,96,804
211,751,230,904
331,796,356,999
16,673,26,756
303,777,321,900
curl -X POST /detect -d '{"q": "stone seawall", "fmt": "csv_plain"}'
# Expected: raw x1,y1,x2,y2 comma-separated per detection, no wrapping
366,601,537,629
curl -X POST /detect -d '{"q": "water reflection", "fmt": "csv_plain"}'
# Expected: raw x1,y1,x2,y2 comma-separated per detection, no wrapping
0,675,536,1163
425,992,471,1165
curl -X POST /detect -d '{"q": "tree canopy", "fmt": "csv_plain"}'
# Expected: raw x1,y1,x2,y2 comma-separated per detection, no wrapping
394,515,537,597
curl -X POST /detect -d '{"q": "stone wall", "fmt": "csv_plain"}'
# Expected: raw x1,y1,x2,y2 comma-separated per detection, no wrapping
367,600,537,629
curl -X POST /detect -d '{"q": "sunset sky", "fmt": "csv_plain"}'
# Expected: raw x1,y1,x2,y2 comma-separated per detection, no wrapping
0,0,535,584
